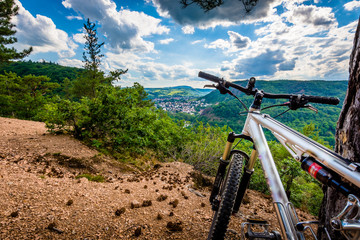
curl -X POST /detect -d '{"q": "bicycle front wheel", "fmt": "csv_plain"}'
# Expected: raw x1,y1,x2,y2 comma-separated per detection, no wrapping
207,152,245,240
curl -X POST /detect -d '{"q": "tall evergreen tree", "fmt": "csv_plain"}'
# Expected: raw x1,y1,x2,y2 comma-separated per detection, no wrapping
0,0,32,63
69,18,127,99
82,18,104,75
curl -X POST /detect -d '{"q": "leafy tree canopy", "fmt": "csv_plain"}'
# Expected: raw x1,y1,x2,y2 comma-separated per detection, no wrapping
180,0,258,12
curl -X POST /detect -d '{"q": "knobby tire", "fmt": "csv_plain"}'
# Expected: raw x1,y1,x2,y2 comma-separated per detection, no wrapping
207,153,244,240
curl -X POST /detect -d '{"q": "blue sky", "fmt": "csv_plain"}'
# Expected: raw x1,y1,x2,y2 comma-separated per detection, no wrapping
12,0,360,87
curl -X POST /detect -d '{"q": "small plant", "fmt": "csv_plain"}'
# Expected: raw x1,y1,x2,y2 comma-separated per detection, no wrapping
75,173,105,182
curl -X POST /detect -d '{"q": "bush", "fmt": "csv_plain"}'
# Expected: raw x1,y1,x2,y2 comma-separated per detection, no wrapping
40,83,189,160
76,174,105,182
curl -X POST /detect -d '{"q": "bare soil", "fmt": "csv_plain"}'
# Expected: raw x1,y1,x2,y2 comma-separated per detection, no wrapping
0,117,315,239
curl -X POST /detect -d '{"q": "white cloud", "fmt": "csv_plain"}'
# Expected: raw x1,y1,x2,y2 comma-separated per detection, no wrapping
228,31,250,49
205,31,250,52
159,38,174,44
344,1,360,11
13,0,77,57
62,0,170,53
283,3,336,29
182,26,195,34
58,58,83,68
72,33,86,44
216,3,353,81
104,51,199,87
191,39,204,45
205,39,230,50
66,15,82,20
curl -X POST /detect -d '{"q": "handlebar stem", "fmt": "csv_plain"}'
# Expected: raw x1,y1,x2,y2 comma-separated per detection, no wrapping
250,91,264,110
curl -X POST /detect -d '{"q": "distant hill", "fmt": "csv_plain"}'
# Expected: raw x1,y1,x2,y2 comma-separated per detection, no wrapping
145,86,213,99
201,80,348,103
0,61,84,83
178,80,349,146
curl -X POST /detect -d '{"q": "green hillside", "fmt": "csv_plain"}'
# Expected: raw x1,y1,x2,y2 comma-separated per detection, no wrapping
0,61,84,84
174,80,349,146
145,86,213,98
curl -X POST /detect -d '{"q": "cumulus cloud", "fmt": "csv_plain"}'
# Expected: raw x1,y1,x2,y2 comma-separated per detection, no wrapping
150,0,282,29
182,26,195,34
72,33,86,44
283,3,336,28
159,38,174,44
205,39,230,50
228,31,250,49
213,2,353,81
62,0,169,53
344,1,360,11
205,31,250,52
13,0,77,57
234,49,286,77
104,51,199,87
278,58,297,71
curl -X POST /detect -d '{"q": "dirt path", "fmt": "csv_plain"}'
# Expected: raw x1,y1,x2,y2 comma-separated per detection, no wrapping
0,117,314,239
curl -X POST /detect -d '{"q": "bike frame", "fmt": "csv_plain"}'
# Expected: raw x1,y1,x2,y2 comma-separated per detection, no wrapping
226,109,360,240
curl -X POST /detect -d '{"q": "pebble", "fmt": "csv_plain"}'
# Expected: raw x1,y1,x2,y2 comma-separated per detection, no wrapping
131,200,141,209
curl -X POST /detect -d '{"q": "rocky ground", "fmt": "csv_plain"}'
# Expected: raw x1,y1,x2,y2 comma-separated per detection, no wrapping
0,117,316,239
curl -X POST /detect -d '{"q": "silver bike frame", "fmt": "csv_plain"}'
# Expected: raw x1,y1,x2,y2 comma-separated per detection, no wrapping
241,110,360,240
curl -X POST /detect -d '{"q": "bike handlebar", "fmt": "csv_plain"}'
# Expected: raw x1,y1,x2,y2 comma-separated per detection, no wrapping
198,71,340,106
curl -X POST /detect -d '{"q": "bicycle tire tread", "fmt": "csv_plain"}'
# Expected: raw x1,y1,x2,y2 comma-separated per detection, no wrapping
208,153,244,240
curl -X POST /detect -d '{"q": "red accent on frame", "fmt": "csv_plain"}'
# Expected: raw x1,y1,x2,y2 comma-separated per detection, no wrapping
309,162,322,178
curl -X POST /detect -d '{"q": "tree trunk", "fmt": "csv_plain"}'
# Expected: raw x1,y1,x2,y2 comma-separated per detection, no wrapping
318,17,360,240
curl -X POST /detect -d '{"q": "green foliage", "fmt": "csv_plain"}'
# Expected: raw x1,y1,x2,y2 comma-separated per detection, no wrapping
0,61,84,84
76,173,105,182
0,0,32,63
83,18,104,73
179,123,230,175
40,83,189,159
0,72,59,119
180,0,224,12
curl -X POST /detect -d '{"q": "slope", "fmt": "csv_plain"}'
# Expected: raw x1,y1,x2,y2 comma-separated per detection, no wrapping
0,117,314,239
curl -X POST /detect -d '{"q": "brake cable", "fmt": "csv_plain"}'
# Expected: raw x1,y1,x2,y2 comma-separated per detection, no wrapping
217,81,249,113
261,103,289,111
227,90,249,112
273,109,290,118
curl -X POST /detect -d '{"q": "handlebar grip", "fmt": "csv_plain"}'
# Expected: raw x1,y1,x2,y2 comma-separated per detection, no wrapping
306,96,340,105
198,71,223,83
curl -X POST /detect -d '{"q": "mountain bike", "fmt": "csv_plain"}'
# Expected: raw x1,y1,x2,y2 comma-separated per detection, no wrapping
198,71,360,240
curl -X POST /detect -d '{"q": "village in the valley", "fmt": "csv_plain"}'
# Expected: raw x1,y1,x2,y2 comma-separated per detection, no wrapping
154,98,211,115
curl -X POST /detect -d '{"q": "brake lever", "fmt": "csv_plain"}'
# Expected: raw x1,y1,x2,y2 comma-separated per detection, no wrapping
304,104,318,113
203,84,217,89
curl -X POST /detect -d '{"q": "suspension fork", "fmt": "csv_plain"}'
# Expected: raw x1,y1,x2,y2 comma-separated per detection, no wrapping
209,132,252,204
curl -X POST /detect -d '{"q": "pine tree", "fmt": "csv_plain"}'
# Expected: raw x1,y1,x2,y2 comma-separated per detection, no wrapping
69,18,127,99
82,18,104,75
0,0,32,63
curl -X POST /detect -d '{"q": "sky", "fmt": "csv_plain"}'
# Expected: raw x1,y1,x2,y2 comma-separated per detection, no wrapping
12,0,360,88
